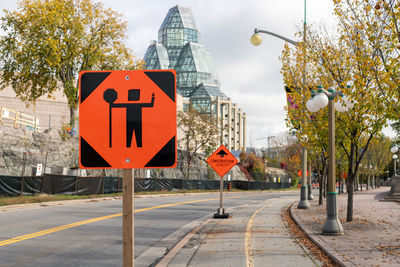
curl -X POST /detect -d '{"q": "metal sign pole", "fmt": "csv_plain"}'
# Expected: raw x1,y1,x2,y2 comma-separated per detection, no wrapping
207,145,237,219
219,177,223,212
123,169,134,267
214,175,228,218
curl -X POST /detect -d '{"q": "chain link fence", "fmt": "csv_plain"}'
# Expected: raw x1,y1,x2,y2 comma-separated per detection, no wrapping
0,174,291,197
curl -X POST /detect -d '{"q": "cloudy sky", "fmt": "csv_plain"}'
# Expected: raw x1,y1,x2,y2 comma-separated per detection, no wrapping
113,0,338,148
1,0,394,146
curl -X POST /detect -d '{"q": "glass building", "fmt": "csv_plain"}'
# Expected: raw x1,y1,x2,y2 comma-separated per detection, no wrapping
143,5,246,151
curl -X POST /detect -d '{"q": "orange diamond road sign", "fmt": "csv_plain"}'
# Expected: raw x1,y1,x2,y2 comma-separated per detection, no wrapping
206,145,238,178
79,70,176,169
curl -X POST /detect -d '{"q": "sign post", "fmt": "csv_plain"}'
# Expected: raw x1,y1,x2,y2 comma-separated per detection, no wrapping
219,177,224,216
206,145,238,219
79,70,176,267
123,169,134,266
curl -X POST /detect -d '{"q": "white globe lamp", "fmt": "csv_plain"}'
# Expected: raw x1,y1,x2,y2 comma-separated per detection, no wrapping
313,86,329,110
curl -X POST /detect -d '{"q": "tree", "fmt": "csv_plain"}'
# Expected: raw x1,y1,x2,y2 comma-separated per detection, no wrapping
239,152,266,181
278,142,302,186
177,107,220,178
360,134,392,186
391,122,400,141
281,21,389,221
333,0,400,121
281,39,331,204
0,0,143,127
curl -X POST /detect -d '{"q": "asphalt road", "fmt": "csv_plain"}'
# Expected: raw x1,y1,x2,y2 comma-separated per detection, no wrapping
0,190,298,266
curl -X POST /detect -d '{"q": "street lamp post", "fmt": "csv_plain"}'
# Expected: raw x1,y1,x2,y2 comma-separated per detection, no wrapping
250,28,311,207
357,164,362,191
370,165,375,189
391,146,398,176
368,164,373,190
250,12,313,207
306,85,353,235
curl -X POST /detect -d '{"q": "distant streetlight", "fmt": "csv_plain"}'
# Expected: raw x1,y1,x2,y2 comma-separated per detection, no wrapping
306,85,353,236
369,164,373,189
391,146,398,176
250,0,313,206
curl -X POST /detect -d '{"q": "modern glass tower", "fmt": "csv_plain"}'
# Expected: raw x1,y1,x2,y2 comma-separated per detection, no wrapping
143,5,246,151
144,5,222,98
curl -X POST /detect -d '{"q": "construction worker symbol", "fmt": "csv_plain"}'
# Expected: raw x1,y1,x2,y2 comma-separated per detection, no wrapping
103,88,155,148
79,70,177,169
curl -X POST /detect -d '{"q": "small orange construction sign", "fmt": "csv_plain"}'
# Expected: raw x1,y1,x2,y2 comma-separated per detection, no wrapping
297,170,309,177
79,70,176,169
206,145,238,178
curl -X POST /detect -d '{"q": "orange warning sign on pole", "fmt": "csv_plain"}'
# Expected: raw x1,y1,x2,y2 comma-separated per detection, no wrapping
206,145,238,178
297,170,309,177
79,70,176,169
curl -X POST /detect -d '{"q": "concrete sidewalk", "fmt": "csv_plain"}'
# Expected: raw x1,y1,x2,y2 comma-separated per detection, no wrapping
162,196,322,267
291,186,400,267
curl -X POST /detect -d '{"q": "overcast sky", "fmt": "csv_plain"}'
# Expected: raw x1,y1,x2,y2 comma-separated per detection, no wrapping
1,0,395,146
113,0,338,148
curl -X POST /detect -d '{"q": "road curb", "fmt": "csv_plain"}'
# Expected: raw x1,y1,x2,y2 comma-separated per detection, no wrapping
155,200,265,266
1,190,296,212
289,202,346,267
154,217,213,267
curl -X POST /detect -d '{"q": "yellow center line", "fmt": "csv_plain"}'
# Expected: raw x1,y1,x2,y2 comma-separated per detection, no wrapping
245,203,270,267
0,193,262,247
0,213,122,247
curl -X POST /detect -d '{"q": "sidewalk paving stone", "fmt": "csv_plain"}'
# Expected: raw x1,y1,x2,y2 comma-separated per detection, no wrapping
168,196,321,267
291,186,400,267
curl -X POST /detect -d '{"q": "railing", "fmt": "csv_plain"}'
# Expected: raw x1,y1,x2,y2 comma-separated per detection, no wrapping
0,106,40,131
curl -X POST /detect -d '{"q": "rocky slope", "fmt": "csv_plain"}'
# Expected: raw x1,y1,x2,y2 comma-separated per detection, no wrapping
0,125,247,180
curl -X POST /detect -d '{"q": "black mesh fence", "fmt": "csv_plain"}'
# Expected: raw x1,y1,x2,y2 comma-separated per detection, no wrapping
0,175,291,196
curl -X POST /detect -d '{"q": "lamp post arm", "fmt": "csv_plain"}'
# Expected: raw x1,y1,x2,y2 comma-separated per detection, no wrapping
254,28,299,47
319,87,343,99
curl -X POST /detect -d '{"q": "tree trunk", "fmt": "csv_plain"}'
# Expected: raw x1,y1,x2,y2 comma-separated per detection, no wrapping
338,179,342,194
186,154,192,179
319,163,326,205
70,106,78,129
346,176,354,221
339,178,343,194
319,173,323,205
321,167,328,198
353,177,356,192
185,140,191,179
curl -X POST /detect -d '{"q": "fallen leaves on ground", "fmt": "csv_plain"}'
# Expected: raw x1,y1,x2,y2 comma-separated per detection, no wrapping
282,205,339,267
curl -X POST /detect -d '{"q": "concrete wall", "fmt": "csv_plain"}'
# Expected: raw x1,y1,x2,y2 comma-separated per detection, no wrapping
0,84,70,131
